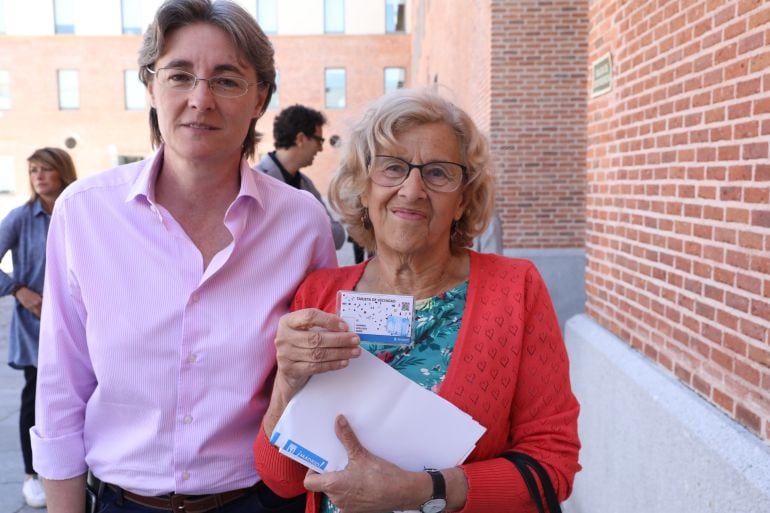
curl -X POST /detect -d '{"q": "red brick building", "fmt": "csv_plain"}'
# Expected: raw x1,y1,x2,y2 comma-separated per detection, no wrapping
412,1,769,510
0,0,409,209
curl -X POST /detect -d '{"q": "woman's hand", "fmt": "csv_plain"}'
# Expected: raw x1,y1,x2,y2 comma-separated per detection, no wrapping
15,287,42,318
303,415,430,513
263,310,360,437
274,308,361,397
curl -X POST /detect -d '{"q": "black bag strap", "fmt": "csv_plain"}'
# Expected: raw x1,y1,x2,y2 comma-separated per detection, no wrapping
500,452,546,513
500,451,562,513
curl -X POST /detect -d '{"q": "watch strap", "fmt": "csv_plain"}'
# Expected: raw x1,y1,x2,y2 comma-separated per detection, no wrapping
426,469,446,501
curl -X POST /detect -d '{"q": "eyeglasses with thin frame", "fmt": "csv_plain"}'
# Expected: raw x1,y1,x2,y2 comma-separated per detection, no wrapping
369,155,470,193
309,134,325,145
145,66,263,98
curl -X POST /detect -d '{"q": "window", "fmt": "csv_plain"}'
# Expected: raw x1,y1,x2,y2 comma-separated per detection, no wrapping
0,156,15,193
385,0,405,33
324,0,344,33
384,67,405,93
324,68,345,109
57,70,79,110
267,70,279,111
0,70,9,110
118,155,143,165
124,70,145,110
121,0,143,35
54,0,75,34
0,0,6,34
256,0,277,34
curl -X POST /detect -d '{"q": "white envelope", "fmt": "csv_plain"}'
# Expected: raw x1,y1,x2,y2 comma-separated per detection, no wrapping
271,349,486,474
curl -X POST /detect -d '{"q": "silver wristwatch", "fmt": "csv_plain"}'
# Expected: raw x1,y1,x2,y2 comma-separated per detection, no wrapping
419,469,447,513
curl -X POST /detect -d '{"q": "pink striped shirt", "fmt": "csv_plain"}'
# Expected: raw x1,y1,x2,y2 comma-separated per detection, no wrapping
31,148,336,495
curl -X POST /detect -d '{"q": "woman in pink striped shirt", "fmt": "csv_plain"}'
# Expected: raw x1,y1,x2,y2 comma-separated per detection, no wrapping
31,2,335,513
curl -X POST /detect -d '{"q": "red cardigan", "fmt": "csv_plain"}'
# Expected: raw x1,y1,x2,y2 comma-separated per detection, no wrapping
253,252,580,513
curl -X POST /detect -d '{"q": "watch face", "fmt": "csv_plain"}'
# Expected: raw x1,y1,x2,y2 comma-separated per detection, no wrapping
420,498,447,513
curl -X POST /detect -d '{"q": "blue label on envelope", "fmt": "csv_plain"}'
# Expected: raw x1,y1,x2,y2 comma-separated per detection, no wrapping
269,431,280,444
359,333,411,344
282,440,328,470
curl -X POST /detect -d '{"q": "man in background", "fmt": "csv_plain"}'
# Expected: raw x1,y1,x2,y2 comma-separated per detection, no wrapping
256,105,346,249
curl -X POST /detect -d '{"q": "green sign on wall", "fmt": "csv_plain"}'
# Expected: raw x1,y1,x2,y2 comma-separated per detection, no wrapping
592,52,613,98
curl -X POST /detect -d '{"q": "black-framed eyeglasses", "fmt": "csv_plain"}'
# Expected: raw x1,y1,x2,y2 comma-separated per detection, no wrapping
369,155,469,193
145,67,263,98
309,134,325,145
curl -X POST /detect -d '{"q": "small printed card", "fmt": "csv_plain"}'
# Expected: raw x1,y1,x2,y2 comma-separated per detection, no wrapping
336,290,415,345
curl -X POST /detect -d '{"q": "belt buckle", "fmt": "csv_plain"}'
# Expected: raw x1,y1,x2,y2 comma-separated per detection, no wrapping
170,494,186,512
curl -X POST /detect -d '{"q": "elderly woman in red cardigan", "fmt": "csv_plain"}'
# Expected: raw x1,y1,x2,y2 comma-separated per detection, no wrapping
253,88,580,513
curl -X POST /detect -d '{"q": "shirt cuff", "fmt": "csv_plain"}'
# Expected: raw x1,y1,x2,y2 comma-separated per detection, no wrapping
253,424,308,498
30,426,87,480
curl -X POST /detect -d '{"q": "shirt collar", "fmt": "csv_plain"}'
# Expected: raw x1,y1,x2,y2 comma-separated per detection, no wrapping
238,157,263,207
32,198,48,217
125,145,264,209
125,147,164,205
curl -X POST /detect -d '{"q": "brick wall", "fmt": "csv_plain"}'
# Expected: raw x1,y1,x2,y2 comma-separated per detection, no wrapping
586,0,770,441
490,0,587,248
412,0,587,249
410,0,492,132
0,36,151,188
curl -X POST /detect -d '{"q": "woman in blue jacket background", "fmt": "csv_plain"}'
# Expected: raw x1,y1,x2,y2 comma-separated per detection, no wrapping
0,147,77,508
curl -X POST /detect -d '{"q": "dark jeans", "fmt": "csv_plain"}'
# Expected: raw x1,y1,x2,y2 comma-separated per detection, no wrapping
95,483,306,513
20,366,36,475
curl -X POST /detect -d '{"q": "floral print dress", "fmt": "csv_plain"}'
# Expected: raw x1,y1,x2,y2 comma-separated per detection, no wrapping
321,281,468,513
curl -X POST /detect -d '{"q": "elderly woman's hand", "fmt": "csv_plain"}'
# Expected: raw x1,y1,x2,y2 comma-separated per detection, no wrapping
263,309,360,436
304,415,425,513
274,308,361,394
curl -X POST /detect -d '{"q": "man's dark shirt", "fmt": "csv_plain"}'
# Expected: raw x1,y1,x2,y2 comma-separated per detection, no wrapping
268,152,302,189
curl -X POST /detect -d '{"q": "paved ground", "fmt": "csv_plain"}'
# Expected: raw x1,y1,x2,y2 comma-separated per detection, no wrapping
0,241,357,513
0,296,43,513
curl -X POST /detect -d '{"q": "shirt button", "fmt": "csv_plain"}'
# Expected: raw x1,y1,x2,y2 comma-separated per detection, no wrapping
191,294,199,303
181,471,190,481
183,415,193,424
187,354,197,364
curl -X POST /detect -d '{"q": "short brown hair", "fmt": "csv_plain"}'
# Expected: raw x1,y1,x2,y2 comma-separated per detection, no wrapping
137,0,276,160
328,88,496,252
26,147,78,204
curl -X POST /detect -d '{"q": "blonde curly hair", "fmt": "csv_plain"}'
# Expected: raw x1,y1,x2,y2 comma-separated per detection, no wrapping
328,88,495,253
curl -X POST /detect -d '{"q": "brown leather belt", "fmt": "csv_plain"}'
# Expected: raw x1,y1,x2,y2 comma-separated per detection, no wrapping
107,481,262,513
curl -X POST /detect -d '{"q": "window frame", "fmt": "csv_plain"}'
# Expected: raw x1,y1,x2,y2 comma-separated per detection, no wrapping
384,67,406,93
120,0,143,35
0,155,15,193
57,69,80,110
0,70,10,110
256,0,278,34
123,69,145,111
385,0,406,33
0,0,6,35
324,67,346,109
267,70,280,111
53,0,75,34
324,0,345,34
